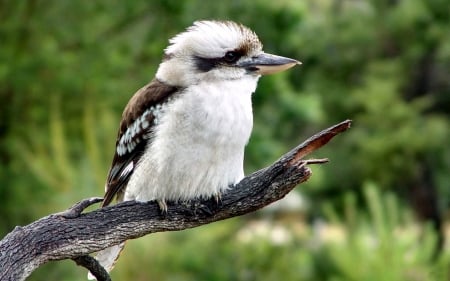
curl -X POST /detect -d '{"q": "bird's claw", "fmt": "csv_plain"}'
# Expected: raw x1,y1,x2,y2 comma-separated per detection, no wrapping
157,199,168,215
214,192,222,205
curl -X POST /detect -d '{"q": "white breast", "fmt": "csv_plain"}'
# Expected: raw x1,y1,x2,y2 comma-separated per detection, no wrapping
125,76,258,202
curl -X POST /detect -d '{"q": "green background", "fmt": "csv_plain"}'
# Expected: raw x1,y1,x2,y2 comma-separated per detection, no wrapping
1,0,449,280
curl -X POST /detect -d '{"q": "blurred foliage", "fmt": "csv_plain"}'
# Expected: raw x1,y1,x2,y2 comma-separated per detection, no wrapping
30,184,450,281
1,0,449,280
321,183,448,281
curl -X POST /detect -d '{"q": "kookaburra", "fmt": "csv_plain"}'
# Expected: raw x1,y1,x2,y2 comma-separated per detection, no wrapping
91,20,299,277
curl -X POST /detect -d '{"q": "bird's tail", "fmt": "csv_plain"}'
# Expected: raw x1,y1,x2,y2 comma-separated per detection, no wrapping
87,242,126,280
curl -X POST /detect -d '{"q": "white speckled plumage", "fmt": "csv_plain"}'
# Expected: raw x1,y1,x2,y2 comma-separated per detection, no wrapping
123,21,262,202
91,20,299,278
157,21,262,87
125,76,256,202
116,98,173,156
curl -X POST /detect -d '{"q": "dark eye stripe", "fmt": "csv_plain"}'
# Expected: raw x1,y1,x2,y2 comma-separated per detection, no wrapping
194,56,220,72
194,49,245,72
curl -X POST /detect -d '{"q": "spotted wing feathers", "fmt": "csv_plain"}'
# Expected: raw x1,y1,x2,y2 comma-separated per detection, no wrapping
102,79,181,207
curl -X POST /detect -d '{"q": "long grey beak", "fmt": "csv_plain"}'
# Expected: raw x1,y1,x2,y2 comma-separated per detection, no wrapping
239,53,301,75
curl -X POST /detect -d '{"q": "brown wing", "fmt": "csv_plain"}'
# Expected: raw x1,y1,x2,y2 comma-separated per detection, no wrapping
102,79,182,207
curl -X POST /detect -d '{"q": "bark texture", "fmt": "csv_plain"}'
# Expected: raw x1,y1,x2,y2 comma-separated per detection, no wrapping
0,120,351,281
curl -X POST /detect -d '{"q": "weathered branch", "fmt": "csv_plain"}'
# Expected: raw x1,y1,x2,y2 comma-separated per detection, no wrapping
0,120,351,281
73,255,112,281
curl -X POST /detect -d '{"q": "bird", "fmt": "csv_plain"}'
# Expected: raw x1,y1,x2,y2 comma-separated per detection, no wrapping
90,20,300,278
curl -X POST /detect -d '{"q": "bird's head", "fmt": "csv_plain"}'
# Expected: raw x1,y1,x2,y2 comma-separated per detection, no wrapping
156,20,300,86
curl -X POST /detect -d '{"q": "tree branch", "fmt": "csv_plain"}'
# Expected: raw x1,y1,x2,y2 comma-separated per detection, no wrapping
73,255,112,281
0,120,351,281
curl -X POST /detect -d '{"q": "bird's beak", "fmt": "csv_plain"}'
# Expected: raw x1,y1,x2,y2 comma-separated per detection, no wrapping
239,53,301,75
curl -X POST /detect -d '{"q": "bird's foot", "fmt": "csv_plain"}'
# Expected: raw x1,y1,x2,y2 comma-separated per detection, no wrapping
157,199,168,215
214,192,222,205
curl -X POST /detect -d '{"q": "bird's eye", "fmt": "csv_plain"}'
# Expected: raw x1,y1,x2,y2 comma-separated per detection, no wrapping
223,51,240,63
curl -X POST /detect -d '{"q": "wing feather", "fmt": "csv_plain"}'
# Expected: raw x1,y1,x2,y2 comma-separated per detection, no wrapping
102,79,181,207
